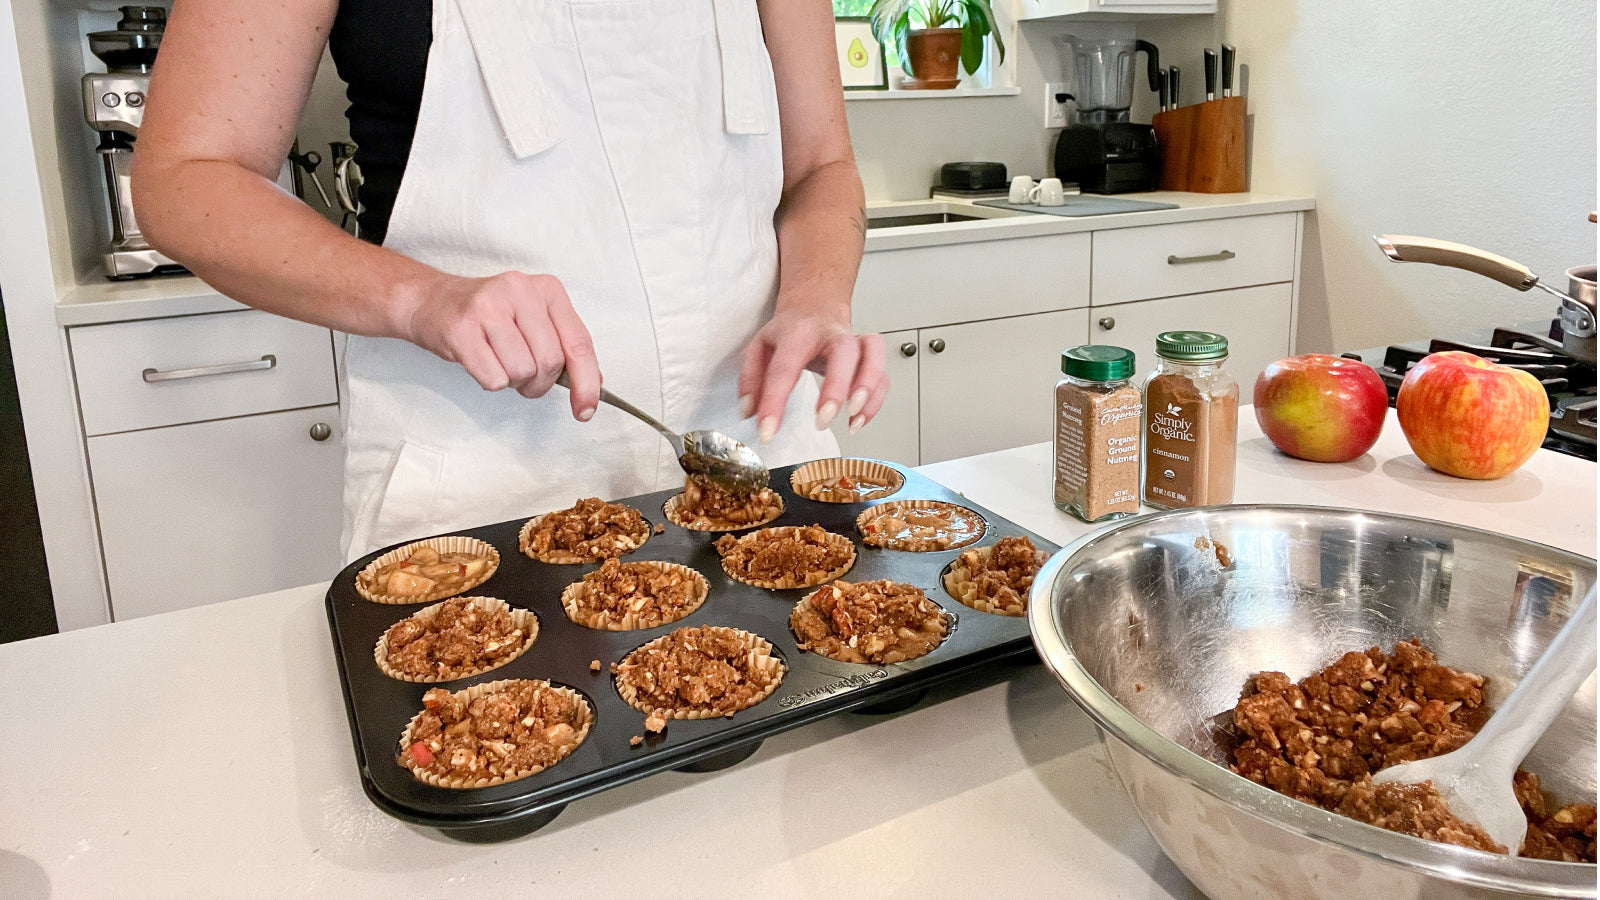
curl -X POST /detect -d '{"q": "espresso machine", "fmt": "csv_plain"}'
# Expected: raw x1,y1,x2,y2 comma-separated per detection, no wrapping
83,6,182,279
1053,36,1162,195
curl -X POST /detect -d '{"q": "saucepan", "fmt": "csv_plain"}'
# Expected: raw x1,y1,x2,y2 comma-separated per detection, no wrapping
1374,235,1597,365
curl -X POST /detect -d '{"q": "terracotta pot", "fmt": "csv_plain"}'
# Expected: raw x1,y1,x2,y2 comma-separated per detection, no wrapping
903,28,963,90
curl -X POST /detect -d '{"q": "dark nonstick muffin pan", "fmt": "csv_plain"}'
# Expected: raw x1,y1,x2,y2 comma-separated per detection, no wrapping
325,461,1056,841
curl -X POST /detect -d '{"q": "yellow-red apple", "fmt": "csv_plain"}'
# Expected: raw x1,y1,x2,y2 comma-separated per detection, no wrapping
1254,354,1389,462
1396,350,1549,479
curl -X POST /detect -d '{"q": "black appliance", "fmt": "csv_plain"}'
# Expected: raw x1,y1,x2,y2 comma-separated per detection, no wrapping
1052,36,1162,195
938,161,1008,193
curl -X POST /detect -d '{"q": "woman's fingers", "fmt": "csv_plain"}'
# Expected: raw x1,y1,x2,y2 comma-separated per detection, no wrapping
812,333,860,430
544,288,602,421
754,331,823,442
737,337,773,421
850,370,891,434
846,333,885,425
453,327,512,393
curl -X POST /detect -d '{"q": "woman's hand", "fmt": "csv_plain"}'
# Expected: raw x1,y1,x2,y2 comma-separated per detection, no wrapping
401,271,603,421
739,308,888,442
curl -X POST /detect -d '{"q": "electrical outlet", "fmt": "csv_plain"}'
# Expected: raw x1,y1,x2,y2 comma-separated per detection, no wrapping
1044,82,1069,128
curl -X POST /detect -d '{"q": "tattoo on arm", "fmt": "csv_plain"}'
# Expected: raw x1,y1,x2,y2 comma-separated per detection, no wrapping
851,205,867,238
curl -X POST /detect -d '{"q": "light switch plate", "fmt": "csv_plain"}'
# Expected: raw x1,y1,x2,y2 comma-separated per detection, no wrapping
1044,82,1069,128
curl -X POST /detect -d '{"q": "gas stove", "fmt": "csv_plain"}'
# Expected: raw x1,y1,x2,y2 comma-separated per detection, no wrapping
1344,319,1596,462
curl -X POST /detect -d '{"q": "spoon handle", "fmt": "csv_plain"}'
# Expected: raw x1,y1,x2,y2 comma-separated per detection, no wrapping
1472,584,1597,766
555,372,682,451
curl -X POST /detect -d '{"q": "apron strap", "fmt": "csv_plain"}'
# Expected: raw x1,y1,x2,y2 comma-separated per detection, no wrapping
455,0,564,159
711,0,771,135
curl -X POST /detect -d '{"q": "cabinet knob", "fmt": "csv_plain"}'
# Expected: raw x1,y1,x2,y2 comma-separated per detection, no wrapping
899,342,917,358
928,338,946,354
1098,317,1116,331
309,422,333,442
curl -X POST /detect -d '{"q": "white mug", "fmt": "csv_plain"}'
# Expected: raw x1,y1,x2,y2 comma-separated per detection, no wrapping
1036,177,1066,207
1008,175,1036,205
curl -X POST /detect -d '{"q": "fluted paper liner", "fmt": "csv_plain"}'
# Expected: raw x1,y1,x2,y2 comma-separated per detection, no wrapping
942,544,1048,617
518,506,650,564
662,489,784,532
614,626,785,720
561,561,709,631
855,500,987,553
791,581,951,664
789,458,904,503
355,535,501,604
398,679,593,789
717,525,856,589
374,596,539,682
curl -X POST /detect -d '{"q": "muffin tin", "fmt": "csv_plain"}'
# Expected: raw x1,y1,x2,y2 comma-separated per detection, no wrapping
324,461,1056,841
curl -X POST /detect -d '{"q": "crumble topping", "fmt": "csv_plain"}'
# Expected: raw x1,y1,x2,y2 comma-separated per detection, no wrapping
714,525,854,589
613,626,784,718
791,579,950,665
671,475,784,530
563,558,706,630
523,498,649,563
944,536,1046,616
381,597,530,680
401,681,588,785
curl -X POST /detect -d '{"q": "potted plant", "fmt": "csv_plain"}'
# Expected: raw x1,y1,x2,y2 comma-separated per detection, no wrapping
868,0,1004,90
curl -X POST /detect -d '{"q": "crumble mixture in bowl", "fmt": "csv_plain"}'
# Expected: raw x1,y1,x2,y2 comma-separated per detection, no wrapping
398,679,593,789
612,625,786,721
857,500,986,552
356,536,500,604
713,524,856,589
788,458,904,503
520,498,650,563
790,579,951,665
942,536,1048,616
663,475,784,531
374,596,538,682
560,558,709,631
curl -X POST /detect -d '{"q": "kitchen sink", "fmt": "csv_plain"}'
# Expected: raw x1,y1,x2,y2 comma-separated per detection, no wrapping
865,212,986,229
864,201,1029,231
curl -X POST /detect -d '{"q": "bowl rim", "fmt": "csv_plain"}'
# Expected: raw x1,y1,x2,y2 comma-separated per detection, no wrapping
1027,504,1598,897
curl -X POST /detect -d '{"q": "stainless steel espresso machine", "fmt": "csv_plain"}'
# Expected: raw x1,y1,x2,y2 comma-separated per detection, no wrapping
83,6,182,279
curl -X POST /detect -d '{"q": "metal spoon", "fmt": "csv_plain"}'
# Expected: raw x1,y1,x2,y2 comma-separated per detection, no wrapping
1370,584,1597,854
555,372,769,493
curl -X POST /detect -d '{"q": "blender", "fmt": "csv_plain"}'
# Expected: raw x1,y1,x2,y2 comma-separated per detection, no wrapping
1053,36,1162,195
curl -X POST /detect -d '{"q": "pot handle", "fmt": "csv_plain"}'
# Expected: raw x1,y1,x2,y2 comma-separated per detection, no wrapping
1373,235,1537,291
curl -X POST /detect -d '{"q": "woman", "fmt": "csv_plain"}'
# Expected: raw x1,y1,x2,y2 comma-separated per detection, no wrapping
133,0,886,559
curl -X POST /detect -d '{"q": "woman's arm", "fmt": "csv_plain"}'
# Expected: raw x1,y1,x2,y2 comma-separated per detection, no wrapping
743,0,887,440
132,0,601,416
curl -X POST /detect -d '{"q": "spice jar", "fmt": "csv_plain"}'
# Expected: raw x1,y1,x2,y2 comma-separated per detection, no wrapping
1141,331,1239,509
1054,346,1142,522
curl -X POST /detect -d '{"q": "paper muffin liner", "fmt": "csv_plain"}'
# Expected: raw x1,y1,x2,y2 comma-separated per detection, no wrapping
397,679,593,789
662,489,785,532
355,535,501,604
855,500,987,553
941,543,1049,617
791,581,951,664
560,561,709,631
718,525,856,590
788,458,905,503
374,596,539,682
518,506,650,564
614,626,786,720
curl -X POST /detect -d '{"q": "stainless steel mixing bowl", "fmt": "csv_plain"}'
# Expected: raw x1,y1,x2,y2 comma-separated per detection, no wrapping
1028,505,1597,899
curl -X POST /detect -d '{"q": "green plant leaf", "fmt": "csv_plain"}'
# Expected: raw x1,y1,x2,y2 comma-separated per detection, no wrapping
959,26,984,75
964,0,1004,67
895,11,913,76
868,0,910,45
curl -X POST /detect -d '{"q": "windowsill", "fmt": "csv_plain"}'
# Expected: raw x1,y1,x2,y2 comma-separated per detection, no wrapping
844,86,1021,101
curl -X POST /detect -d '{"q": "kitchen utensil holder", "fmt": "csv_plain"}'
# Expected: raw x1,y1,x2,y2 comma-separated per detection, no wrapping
1153,97,1246,193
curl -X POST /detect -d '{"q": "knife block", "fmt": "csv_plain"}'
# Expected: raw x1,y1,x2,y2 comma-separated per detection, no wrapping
1153,97,1246,193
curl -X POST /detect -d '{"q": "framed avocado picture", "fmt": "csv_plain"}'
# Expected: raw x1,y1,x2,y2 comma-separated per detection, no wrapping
835,17,887,90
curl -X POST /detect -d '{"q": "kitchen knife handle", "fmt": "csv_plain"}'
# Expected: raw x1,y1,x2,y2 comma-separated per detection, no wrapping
1221,44,1236,97
1137,40,1161,92
1203,49,1217,101
1168,67,1180,108
1373,235,1538,290
1157,69,1169,112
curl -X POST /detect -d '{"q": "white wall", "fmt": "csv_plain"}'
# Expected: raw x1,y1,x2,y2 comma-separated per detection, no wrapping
1221,0,1597,352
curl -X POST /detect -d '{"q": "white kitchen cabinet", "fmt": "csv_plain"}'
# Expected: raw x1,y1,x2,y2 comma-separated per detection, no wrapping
1014,0,1216,18
1089,283,1294,388
86,404,345,621
1091,214,1297,306
836,329,920,464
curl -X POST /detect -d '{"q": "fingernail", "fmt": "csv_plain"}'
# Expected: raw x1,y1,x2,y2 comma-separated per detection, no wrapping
847,388,868,418
758,417,777,444
577,406,595,422
814,401,839,431
738,394,754,419
849,414,866,435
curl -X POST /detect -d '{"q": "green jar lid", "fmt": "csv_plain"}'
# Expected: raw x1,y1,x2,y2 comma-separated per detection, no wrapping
1061,345,1135,381
1154,331,1229,361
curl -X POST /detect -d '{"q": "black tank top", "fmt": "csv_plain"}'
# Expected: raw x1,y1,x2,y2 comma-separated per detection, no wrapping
327,0,432,245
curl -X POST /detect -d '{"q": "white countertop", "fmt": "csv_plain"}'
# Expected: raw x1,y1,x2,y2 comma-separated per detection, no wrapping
1,409,1591,897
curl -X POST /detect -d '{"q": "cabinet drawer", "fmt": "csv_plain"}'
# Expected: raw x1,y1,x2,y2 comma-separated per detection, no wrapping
1091,213,1297,306
71,310,338,436
1090,283,1293,386
88,405,345,620
853,232,1090,334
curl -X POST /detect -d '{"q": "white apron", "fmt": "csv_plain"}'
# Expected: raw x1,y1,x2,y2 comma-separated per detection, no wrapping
341,0,839,560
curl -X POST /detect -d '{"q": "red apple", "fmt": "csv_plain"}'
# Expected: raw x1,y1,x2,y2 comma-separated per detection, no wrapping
1396,350,1549,480
1253,354,1389,462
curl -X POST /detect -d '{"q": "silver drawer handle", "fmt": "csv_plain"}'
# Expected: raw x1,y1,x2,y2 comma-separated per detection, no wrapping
142,354,277,383
1167,250,1237,265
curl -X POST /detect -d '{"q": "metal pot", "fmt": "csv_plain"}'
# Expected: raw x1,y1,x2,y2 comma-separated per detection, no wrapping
1374,235,1597,364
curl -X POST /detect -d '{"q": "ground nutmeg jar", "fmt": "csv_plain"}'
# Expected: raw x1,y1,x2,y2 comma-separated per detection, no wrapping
1054,345,1142,522
1141,331,1239,509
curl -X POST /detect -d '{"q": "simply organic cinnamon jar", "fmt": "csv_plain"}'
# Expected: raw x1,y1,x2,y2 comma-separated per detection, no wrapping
1054,346,1142,522
1141,332,1239,509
